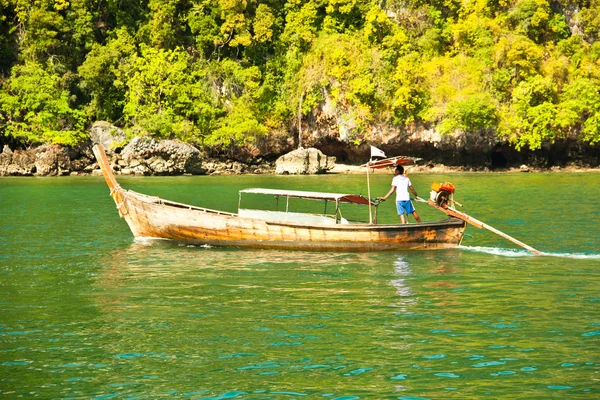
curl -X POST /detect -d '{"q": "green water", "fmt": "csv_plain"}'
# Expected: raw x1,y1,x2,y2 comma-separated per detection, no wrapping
1,173,599,399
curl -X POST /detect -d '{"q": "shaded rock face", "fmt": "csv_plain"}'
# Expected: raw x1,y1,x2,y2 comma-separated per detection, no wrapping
312,124,500,166
120,137,206,175
34,145,72,176
0,144,93,176
0,147,36,176
275,147,336,175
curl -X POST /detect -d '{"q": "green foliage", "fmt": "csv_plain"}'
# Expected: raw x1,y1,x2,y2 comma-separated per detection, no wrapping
78,28,137,121
121,46,220,142
0,0,17,74
208,99,267,147
439,93,499,134
495,35,543,81
450,14,496,56
0,62,87,145
557,78,600,144
281,2,320,50
1,0,599,153
507,0,569,43
502,75,558,149
145,0,187,49
389,54,428,124
13,0,68,63
578,0,600,42
187,2,221,56
422,54,488,124
292,33,383,138
253,4,277,44
205,58,266,145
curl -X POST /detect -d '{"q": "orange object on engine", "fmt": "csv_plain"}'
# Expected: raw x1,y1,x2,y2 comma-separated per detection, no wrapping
439,182,455,193
431,182,455,193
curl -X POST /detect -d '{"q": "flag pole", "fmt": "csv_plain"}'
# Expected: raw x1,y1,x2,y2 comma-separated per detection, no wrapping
366,146,388,225
367,157,372,224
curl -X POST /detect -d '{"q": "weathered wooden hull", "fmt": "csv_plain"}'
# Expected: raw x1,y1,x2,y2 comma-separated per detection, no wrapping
109,189,466,251
93,145,466,251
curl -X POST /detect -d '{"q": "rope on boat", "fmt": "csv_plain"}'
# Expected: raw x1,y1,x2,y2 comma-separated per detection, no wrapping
109,184,122,196
114,189,130,217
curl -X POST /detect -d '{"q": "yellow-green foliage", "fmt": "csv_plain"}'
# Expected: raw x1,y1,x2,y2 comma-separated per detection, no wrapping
0,62,87,146
1,0,599,150
422,54,491,126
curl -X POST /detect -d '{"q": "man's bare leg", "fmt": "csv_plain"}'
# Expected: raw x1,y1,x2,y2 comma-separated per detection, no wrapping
412,211,422,223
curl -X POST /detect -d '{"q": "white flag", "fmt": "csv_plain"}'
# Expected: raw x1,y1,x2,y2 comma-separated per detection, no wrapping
370,145,386,159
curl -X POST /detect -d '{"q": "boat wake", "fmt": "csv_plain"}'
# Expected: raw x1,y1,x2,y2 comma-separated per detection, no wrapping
459,245,600,259
133,237,216,249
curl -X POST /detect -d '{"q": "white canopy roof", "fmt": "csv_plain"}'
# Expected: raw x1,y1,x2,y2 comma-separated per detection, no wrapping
239,188,375,206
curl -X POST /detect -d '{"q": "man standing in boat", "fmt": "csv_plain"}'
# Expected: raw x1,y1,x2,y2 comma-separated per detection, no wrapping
378,165,422,224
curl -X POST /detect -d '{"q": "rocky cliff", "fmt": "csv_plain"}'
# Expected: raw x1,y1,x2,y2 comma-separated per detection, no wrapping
1,121,598,176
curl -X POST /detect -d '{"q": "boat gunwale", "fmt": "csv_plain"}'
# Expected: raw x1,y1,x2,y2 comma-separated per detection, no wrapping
263,218,465,230
122,186,465,231
121,188,237,216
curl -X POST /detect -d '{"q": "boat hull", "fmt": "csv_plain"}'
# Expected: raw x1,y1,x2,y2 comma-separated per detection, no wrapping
93,144,466,251
114,190,466,251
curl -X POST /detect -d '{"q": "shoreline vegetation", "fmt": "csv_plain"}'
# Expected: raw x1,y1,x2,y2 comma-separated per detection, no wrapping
1,1,600,170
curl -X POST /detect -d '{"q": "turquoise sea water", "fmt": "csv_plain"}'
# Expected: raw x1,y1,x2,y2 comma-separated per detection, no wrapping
1,172,599,398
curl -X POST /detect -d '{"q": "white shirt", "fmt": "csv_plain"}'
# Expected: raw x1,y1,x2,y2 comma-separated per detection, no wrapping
392,175,412,201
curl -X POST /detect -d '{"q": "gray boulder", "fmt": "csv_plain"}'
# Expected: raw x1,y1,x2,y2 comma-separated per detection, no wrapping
120,137,205,175
90,121,126,152
275,147,336,175
0,146,12,176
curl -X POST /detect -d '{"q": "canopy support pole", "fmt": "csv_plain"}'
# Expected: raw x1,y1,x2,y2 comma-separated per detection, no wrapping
366,160,373,224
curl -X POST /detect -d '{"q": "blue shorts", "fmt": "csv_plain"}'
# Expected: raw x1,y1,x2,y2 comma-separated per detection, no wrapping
396,200,415,215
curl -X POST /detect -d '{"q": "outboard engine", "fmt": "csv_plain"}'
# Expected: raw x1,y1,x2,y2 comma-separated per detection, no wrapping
430,182,456,208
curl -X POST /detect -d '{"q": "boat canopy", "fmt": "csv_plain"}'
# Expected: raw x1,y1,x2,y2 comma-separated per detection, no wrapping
362,155,422,169
239,188,376,206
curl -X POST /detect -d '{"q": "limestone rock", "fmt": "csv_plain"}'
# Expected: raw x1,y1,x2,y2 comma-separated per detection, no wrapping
34,145,71,176
121,137,206,175
1,149,36,176
90,121,126,152
275,147,336,175
519,164,530,172
0,146,12,176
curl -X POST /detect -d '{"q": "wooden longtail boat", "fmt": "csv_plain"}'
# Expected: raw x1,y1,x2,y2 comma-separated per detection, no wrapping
93,145,467,251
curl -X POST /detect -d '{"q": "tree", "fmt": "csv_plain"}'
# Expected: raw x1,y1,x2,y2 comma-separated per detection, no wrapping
438,93,499,134
502,75,558,150
557,78,600,144
121,46,220,142
0,62,86,145
205,58,266,147
78,28,137,122
0,0,18,75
